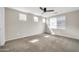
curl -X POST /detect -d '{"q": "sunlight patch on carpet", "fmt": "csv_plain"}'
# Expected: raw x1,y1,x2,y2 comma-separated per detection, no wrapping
44,35,50,38
29,39,39,43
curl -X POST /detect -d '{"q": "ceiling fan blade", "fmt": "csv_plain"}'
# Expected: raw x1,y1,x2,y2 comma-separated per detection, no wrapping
40,7,44,10
46,10,54,12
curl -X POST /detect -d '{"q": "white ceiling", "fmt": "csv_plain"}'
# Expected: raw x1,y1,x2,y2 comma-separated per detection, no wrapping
9,7,79,17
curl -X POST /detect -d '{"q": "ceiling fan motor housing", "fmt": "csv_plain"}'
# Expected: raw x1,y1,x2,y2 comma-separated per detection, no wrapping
44,8,46,12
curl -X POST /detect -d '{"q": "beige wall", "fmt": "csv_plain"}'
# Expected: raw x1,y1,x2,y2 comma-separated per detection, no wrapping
46,10,79,39
5,8,45,41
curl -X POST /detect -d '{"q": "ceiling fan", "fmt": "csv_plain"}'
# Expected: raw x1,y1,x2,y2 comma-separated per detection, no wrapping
40,7,54,14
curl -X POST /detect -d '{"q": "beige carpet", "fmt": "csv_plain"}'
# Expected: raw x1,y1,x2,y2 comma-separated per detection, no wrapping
0,33,79,52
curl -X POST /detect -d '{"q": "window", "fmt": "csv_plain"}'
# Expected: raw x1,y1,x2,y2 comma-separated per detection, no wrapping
49,17,57,29
57,16,65,29
19,13,27,21
49,16,65,29
33,16,38,22
42,18,45,23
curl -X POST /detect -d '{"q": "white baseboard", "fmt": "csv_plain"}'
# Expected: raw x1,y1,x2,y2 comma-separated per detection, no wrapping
6,33,43,42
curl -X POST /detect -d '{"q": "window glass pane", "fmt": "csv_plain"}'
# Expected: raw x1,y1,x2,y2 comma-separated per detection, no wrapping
34,16,38,22
42,18,45,23
19,13,27,21
49,18,57,29
57,16,65,29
